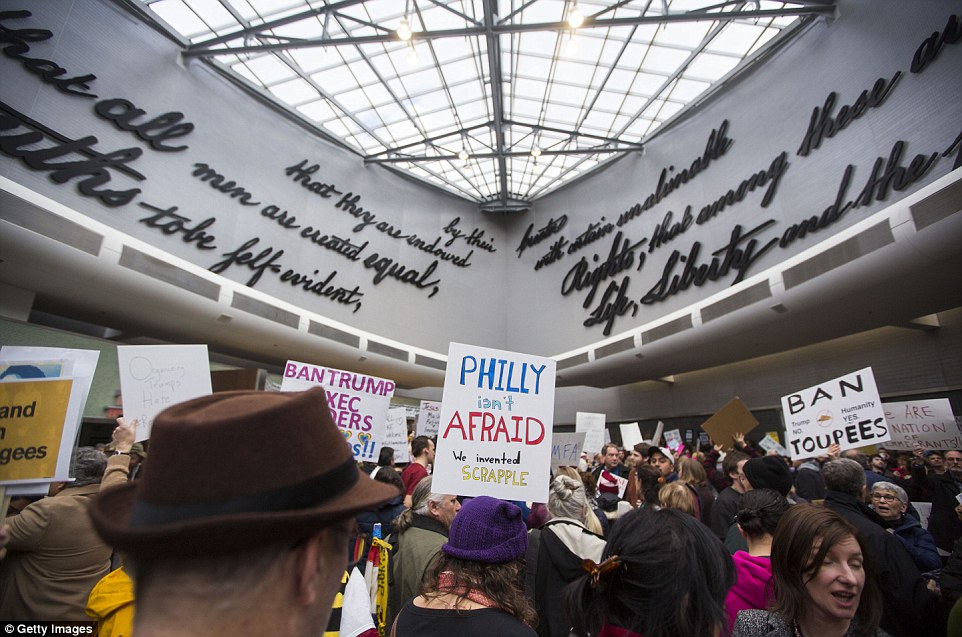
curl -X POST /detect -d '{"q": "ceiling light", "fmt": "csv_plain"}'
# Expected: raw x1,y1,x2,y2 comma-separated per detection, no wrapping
568,3,584,29
565,34,579,55
458,148,469,161
406,42,418,64
531,145,542,158
396,17,412,41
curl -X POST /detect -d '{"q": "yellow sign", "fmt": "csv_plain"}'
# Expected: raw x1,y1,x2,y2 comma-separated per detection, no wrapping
0,379,73,482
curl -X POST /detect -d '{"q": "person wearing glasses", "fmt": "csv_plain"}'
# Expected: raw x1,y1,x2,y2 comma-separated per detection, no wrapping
912,447,962,553
822,458,939,637
870,482,941,573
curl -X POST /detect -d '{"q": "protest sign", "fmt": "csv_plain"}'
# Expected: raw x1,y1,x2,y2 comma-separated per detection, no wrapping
1,347,100,485
576,412,607,456
758,433,790,457
600,469,629,499
383,407,411,464
416,400,441,437
781,367,889,460
882,399,960,451
552,432,587,468
281,360,395,462
119,345,212,441
702,397,759,450
651,421,665,446
664,429,683,451
0,379,72,483
433,342,555,502
619,422,642,449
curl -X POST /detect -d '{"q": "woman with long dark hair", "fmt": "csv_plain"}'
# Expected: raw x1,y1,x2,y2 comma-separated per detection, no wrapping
733,504,887,637
563,507,734,637
392,496,536,636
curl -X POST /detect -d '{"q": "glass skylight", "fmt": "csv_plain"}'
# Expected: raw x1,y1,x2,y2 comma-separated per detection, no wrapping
134,0,828,211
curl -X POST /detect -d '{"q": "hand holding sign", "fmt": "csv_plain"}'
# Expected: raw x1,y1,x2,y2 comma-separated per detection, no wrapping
113,418,136,453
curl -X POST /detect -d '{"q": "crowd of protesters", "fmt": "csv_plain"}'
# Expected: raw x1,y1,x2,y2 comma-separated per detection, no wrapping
2,390,962,637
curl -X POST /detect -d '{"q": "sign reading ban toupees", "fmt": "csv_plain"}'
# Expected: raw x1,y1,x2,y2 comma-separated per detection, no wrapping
433,342,555,502
781,367,890,460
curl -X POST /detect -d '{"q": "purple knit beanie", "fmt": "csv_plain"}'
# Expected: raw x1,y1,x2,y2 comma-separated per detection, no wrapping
442,496,527,564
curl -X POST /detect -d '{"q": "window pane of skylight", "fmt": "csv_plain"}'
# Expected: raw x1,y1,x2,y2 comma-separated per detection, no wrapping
311,66,360,93
297,100,336,123
151,1,211,38
670,77,710,101
709,22,767,55
241,54,296,83
643,45,691,74
270,77,318,104
685,51,740,79
655,21,713,49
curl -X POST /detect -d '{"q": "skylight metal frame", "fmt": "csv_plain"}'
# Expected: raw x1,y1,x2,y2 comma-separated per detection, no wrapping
121,0,835,212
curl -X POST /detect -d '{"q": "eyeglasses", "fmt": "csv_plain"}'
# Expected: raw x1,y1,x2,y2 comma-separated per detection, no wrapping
871,493,901,502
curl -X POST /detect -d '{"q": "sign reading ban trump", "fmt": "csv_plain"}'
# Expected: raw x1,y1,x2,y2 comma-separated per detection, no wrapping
281,360,395,462
433,343,555,503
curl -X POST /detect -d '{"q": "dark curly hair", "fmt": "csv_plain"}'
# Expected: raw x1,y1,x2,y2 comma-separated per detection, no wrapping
563,507,733,637
418,551,537,626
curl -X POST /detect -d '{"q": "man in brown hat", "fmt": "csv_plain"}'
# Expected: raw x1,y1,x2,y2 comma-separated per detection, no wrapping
89,387,397,637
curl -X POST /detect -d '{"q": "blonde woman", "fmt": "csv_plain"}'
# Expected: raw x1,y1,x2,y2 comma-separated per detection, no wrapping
526,475,607,637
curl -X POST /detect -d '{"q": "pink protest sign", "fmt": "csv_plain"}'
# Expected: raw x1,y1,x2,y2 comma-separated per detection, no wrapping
281,360,395,462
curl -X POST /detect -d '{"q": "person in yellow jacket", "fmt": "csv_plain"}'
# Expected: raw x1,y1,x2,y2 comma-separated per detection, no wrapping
86,566,134,637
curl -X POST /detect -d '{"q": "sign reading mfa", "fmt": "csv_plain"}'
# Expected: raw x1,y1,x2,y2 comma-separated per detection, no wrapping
781,367,889,460
433,343,555,502
281,360,394,462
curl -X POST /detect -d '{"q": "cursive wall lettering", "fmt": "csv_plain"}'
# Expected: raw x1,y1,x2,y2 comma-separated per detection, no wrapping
516,215,567,257
911,14,960,74
0,105,143,207
138,202,217,249
796,73,901,157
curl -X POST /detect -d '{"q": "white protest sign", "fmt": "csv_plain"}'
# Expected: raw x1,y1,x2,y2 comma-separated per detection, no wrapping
620,422,642,449
882,399,960,451
383,407,411,464
781,367,889,460
281,360,395,463
664,428,683,451
651,421,664,446
433,342,555,502
119,345,212,441
416,400,441,437
0,346,100,484
552,432,587,469
576,412,607,455
758,434,790,457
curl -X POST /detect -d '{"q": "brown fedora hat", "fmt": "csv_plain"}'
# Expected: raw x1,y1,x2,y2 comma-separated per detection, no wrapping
89,387,396,558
